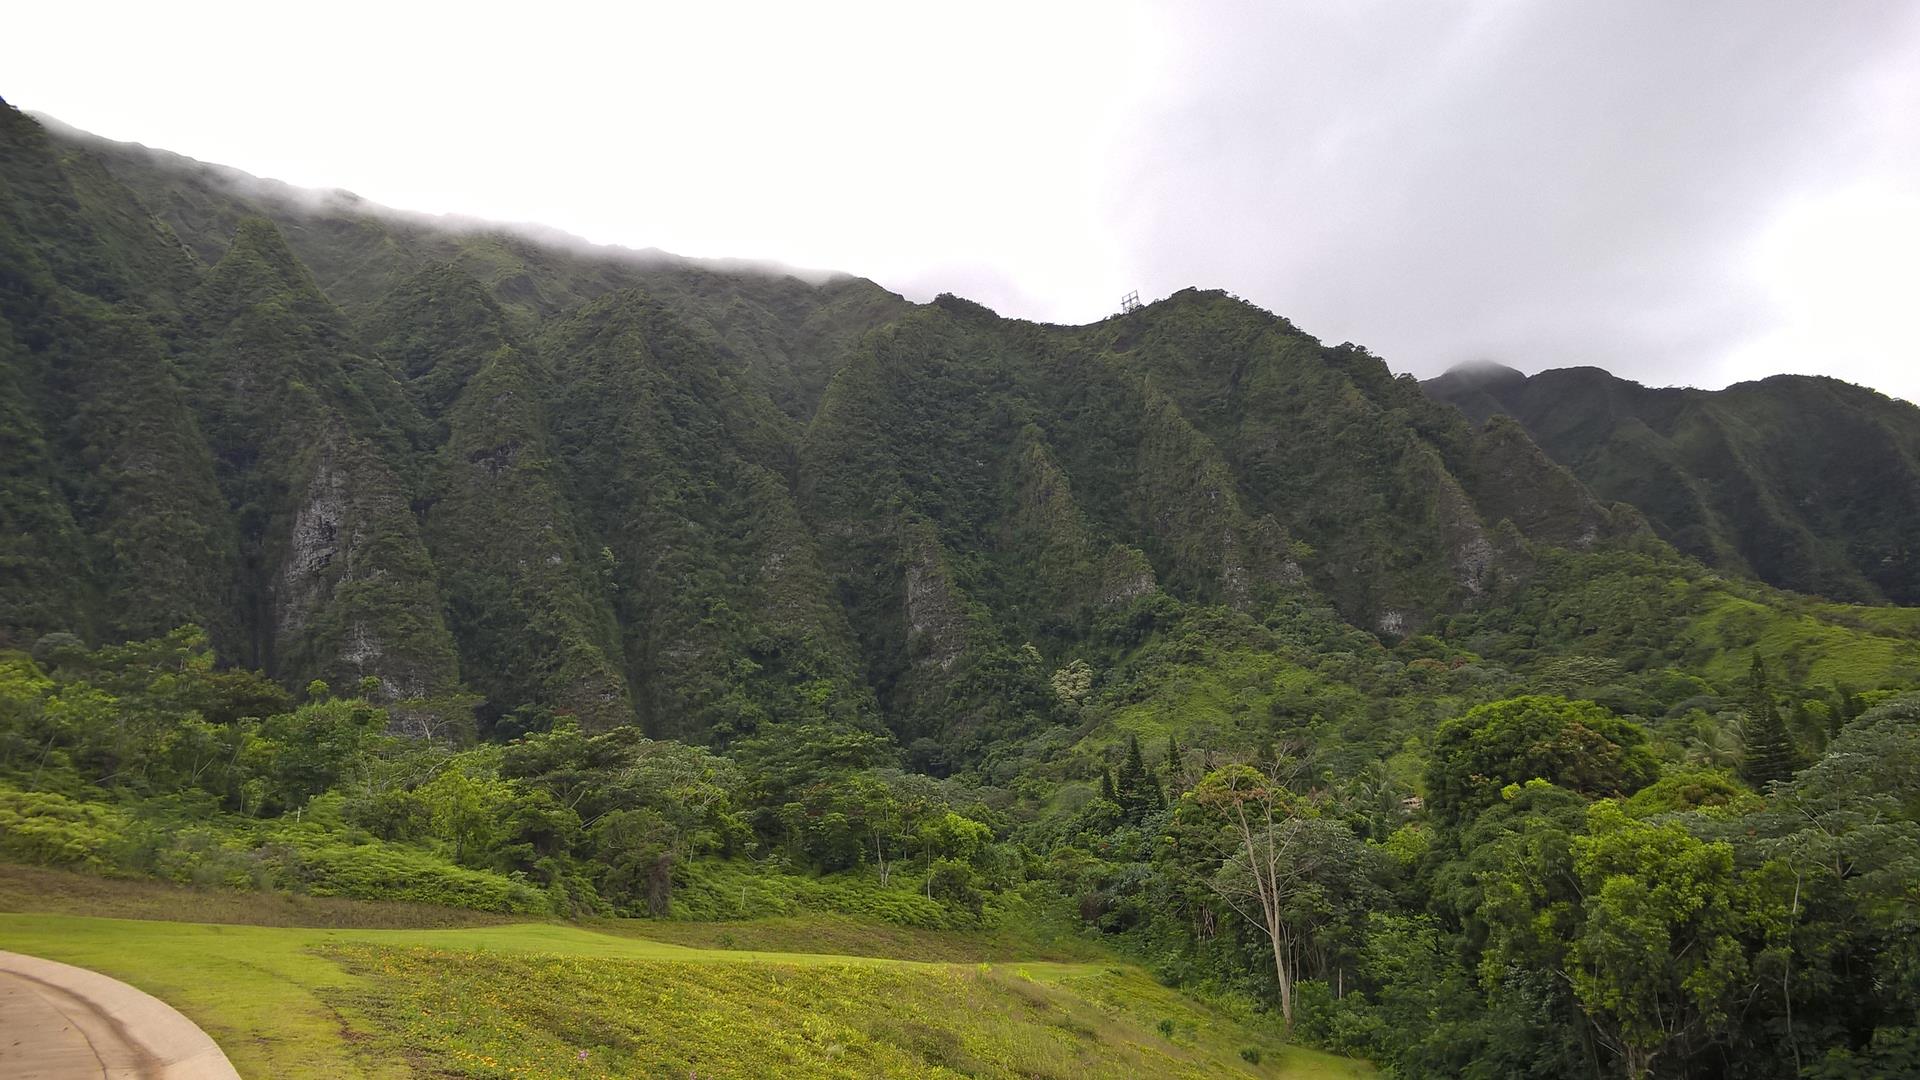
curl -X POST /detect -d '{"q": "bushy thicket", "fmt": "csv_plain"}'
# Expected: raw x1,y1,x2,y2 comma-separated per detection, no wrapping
0,628,1007,923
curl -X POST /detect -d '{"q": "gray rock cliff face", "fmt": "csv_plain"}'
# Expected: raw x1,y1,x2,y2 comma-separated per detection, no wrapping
276,450,347,646
902,519,970,675
271,430,462,701
1097,547,1160,607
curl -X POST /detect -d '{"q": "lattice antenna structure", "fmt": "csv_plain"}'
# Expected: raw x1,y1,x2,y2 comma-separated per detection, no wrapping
1120,290,1142,314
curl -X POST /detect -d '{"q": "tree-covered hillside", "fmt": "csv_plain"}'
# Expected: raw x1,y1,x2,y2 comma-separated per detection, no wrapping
1424,361,1920,605
10,99,1653,750
7,99,1920,1079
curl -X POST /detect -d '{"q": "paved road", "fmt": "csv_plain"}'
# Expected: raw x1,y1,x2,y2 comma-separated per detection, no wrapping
0,951,240,1079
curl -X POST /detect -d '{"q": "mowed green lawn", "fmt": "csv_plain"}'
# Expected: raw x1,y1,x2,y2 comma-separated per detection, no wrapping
0,874,1371,1080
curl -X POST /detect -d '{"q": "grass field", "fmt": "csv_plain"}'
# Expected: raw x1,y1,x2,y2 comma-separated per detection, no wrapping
0,865,1371,1079
1688,592,1920,687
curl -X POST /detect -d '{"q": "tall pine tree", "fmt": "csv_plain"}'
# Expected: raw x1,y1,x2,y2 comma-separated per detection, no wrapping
1116,734,1149,822
1740,655,1797,788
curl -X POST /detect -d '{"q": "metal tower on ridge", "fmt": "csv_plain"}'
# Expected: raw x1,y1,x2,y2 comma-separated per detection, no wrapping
1120,290,1142,314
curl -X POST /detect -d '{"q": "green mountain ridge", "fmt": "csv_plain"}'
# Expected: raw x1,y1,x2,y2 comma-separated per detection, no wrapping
1423,360,1920,605
5,99,1917,758
6,100,1674,751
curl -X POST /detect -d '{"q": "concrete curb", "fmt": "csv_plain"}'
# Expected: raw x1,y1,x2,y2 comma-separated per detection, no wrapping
0,949,241,1079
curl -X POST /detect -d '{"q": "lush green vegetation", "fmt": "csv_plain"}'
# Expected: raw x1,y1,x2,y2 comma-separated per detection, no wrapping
1425,361,1920,605
7,99,1920,1078
0,627,1012,926
5,594,1916,1077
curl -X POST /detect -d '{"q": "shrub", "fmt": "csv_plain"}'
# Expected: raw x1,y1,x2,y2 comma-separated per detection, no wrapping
133,825,258,889
670,859,958,927
0,788,131,867
264,836,551,914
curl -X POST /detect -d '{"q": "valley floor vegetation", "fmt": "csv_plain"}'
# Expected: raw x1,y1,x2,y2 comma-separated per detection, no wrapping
4,594,1919,1079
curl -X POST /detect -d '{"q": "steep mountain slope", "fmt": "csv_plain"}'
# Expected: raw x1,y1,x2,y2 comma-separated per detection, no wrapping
179,218,463,702
541,288,876,741
1424,362,1920,604
37,113,913,422
11,99,1909,763
1054,294,1627,626
372,266,633,730
793,293,1644,757
1,102,235,648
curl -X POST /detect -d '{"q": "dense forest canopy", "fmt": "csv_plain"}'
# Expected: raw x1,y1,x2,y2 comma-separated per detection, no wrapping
5,99,1920,1078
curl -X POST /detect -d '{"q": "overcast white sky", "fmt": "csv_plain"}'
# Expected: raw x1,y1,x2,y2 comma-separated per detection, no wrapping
8,1,1919,401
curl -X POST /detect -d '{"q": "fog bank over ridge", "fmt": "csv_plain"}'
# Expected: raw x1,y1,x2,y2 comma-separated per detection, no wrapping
9,0,1917,405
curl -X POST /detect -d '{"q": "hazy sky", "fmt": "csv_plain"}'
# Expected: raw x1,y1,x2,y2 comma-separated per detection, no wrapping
8,1,1918,401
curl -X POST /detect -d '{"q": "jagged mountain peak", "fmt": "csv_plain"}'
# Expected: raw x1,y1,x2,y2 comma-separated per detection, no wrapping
188,215,340,327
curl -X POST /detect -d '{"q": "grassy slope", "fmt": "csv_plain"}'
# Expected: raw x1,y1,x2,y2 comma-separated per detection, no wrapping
1685,588,1920,687
0,867,1368,1080
601,910,1112,964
